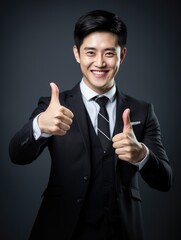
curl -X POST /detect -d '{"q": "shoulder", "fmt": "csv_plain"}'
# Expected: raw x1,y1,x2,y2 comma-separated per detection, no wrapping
124,93,151,107
120,92,155,121
119,91,152,109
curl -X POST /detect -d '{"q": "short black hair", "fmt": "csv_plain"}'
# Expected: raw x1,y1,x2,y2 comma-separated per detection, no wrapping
74,10,127,51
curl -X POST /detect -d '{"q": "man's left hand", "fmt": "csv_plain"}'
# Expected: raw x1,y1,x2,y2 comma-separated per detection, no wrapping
112,108,146,163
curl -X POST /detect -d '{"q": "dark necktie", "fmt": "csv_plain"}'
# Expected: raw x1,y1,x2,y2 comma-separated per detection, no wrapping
95,96,111,152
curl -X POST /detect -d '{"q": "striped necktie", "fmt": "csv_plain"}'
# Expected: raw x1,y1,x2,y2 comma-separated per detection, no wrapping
95,96,111,152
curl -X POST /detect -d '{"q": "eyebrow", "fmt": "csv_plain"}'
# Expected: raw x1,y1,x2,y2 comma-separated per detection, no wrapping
83,47,117,52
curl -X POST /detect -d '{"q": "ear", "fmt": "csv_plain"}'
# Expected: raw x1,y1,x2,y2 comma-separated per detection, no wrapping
120,47,127,64
73,45,80,63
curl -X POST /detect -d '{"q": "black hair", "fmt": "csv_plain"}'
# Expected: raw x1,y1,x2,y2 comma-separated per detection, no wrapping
74,10,127,51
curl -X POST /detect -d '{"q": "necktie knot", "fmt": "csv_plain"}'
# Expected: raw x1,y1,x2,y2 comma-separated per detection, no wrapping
95,96,109,107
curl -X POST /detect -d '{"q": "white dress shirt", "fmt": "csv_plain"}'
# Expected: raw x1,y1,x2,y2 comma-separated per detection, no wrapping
80,80,117,137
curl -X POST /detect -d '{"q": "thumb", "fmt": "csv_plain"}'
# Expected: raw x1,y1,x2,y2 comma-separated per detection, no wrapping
122,108,132,132
50,82,61,105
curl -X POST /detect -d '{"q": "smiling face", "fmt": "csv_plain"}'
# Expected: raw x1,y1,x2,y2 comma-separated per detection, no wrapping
73,31,127,94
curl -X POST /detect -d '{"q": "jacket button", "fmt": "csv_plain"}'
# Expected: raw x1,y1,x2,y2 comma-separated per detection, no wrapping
77,198,82,203
83,176,88,181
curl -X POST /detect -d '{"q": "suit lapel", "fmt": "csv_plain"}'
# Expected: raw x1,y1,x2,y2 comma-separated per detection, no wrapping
114,89,130,135
114,89,130,168
66,84,91,157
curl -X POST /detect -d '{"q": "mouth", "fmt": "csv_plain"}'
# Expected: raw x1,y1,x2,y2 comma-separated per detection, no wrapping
91,70,109,78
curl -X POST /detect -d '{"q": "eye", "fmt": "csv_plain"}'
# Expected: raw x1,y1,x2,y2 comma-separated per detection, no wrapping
105,52,115,57
86,51,95,56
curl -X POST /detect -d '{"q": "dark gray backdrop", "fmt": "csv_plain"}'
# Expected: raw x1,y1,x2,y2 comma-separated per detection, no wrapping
1,0,180,239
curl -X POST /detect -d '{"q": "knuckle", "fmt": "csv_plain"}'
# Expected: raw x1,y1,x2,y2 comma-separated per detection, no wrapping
54,118,60,126
51,126,59,133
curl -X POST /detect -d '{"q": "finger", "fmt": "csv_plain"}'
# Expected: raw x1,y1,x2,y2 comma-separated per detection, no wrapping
112,133,125,142
113,139,128,149
60,106,74,119
112,141,122,149
122,108,132,132
50,82,61,105
114,147,129,161
58,122,71,132
51,121,70,136
57,111,73,125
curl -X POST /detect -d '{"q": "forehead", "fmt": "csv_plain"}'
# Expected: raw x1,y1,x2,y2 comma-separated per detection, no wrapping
80,31,120,49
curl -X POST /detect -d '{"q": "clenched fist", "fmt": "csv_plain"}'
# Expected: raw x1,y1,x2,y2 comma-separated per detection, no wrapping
38,82,74,136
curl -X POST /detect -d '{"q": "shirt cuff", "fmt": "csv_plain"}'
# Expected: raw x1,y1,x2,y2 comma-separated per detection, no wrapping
132,143,149,170
33,114,52,140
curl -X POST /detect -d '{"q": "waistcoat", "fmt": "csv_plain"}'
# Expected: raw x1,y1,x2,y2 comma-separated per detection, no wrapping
81,114,118,224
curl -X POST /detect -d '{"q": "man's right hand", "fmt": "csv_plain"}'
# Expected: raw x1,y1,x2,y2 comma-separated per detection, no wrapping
38,82,74,135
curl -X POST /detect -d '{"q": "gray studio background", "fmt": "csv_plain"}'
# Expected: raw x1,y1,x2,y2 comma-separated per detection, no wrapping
1,0,180,239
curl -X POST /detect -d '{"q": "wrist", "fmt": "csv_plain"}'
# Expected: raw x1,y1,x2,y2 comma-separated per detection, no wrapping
37,113,46,133
138,143,147,162
137,143,147,162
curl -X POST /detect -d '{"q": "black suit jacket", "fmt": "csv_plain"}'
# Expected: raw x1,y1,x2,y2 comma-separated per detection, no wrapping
9,83,173,240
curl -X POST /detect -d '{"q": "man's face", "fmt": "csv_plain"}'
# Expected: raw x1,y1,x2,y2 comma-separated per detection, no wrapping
73,31,126,94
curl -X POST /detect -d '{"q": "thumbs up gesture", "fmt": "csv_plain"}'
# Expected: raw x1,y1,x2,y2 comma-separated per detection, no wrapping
112,108,146,163
38,82,74,135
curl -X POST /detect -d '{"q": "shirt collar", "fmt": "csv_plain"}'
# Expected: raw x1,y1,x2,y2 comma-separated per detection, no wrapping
80,79,116,102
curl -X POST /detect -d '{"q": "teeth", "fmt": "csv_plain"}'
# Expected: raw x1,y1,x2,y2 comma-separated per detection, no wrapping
93,71,107,75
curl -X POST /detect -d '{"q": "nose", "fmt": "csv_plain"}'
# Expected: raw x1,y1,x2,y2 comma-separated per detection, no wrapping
94,54,106,68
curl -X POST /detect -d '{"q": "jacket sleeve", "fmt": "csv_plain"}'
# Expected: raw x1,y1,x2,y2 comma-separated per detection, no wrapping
139,104,173,191
9,97,50,165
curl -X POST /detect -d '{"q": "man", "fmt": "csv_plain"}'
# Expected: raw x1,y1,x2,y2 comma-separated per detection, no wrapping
9,10,173,240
